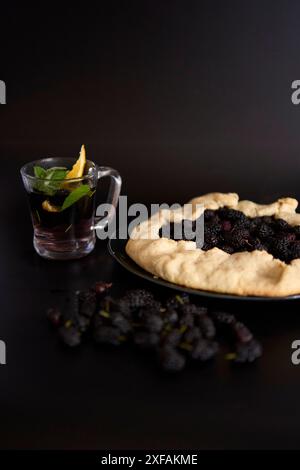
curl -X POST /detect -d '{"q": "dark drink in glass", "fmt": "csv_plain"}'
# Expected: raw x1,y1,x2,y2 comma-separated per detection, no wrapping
28,188,96,259
21,155,122,260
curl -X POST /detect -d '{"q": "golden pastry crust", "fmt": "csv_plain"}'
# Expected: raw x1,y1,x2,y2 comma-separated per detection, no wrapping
125,193,300,297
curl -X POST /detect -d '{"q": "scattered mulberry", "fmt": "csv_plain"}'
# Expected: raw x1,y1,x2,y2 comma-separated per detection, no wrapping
166,294,190,310
59,326,81,347
47,283,263,371
235,339,262,363
183,326,202,343
234,322,253,343
122,289,155,309
164,329,183,347
198,316,216,339
47,307,62,327
143,312,164,333
78,289,97,318
190,339,219,361
179,312,194,328
181,303,207,317
213,311,236,325
163,308,179,325
158,346,186,372
93,281,112,296
94,325,122,346
110,312,132,334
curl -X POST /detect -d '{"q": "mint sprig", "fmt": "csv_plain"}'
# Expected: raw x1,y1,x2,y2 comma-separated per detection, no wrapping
34,165,93,211
33,166,68,196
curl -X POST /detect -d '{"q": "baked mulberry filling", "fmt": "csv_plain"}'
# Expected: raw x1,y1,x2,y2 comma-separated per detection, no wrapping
159,207,300,264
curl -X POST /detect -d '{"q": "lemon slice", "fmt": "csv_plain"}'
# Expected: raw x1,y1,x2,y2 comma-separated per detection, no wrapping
66,145,86,179
42,200,60,212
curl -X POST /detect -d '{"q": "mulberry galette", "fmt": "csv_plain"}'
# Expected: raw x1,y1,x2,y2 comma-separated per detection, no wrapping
126,193,300,297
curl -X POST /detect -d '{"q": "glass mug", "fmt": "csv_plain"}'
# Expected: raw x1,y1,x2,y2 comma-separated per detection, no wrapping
21,158,121,260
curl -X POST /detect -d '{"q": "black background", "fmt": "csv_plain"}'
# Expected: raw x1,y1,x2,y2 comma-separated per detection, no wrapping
1,1,300,450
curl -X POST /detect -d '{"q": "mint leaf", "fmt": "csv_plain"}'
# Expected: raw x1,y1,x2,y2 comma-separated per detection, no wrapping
33,166,68,195
42,167,68,195
34,165,47,178
44,167,68,180
61,184,91,211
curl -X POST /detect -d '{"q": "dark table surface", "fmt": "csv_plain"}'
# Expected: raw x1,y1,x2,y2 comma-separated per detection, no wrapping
1,167,300,451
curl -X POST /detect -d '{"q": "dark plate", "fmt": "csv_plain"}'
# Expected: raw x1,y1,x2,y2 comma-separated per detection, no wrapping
108,237,300,302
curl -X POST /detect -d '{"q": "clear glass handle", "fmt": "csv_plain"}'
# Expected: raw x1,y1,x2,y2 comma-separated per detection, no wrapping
92,166,122,236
